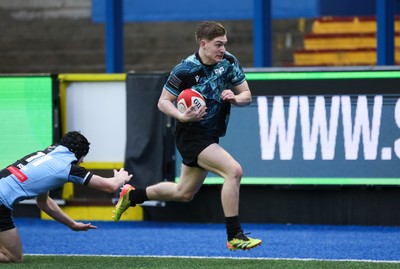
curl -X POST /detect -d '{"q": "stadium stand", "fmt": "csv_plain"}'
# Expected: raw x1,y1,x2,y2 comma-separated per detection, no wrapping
0,0,308,73
294,16,400,66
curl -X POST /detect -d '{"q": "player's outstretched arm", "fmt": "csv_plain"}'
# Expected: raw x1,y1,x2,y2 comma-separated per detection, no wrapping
88,168,132,193
36,192,97,231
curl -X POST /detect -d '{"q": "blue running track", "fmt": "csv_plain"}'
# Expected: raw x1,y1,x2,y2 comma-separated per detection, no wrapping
15,218,400,261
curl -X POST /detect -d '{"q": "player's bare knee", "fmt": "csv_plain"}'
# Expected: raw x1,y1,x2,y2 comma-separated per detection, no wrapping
10,251,23,263
13,255,23,263
230,164,243,183
1,252,23,263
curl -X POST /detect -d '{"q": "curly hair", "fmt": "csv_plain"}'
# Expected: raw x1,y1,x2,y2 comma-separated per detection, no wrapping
59,131,90,160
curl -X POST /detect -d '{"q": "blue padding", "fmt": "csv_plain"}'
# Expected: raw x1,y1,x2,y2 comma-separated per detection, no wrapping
92,0,319,22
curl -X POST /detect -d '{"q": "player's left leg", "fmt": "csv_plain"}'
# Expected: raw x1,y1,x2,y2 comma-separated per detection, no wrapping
198,143,241,217
0,227,23,262
0,204,23,262
197,143,261,250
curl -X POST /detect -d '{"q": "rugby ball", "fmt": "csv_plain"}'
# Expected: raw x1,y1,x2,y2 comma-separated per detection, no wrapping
177,88,206,113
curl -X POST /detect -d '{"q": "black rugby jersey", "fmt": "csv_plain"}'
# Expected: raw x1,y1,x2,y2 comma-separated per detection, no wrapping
164,51,246,137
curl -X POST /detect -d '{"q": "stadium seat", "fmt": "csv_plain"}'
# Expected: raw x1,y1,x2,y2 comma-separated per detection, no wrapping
294,16,400,66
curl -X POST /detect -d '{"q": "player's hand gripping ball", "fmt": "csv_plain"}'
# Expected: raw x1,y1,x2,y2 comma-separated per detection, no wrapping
177,88,206,113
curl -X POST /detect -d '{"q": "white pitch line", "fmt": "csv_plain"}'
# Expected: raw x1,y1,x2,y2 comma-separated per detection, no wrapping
25,254,400,264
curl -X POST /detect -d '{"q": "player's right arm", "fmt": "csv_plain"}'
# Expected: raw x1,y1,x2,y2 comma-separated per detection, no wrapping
36,192,97,231
158,87,206,122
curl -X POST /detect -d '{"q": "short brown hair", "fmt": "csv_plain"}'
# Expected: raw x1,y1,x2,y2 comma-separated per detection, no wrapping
195,21,226,44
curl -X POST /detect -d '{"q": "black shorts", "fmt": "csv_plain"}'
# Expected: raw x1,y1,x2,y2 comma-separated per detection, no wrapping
176,124,219,168
0,204,15,232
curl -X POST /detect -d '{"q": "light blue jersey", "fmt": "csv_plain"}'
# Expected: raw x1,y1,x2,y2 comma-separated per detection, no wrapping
0,145,92,210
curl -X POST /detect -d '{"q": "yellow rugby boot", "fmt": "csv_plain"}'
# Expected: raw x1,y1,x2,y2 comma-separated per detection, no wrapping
227,231,262,251
113,184,135,221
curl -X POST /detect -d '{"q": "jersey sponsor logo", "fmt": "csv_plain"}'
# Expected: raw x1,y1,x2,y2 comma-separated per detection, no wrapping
214,66,224,76
7,166,28,183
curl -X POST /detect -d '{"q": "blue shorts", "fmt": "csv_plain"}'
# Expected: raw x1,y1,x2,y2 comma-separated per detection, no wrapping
0,204,15,232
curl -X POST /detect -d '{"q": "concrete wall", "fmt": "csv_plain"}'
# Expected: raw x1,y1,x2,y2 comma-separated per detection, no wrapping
0,0,310,73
